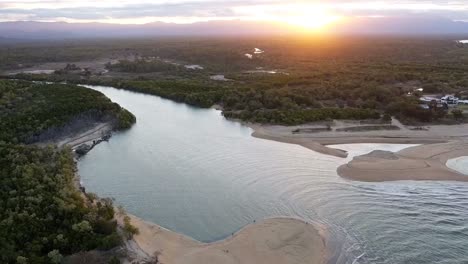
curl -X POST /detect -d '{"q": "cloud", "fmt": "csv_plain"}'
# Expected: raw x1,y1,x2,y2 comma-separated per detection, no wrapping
0,0,467,23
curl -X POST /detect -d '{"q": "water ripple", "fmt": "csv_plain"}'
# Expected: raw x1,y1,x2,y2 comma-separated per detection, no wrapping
79,86,468,264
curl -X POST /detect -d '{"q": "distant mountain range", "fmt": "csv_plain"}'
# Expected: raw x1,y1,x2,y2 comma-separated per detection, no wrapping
1,16,467,39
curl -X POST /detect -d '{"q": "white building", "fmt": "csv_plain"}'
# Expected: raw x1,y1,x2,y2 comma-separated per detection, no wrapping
441,95,459,105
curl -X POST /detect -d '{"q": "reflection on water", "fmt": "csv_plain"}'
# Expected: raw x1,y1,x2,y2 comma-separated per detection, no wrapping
447,156,468,175
78,85,468,264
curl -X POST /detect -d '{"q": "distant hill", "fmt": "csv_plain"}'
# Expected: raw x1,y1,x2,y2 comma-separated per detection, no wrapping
0,20,292,39
334,16,468,35
1,16,467,39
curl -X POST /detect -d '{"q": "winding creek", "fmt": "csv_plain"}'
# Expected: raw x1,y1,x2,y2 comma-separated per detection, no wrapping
78,85,468,264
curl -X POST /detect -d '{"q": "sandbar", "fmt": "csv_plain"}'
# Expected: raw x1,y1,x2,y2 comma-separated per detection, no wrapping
338,141,468,182
125,216,327,264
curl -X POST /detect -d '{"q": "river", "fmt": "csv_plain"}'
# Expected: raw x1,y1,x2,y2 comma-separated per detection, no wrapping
78,85,468,264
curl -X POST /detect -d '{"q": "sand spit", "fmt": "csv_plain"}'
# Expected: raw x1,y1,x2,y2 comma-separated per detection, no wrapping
250,121,468,182
251,126,348,158
56,122,113,149
249,121,468,158
338,141,468,182
127,215,326,264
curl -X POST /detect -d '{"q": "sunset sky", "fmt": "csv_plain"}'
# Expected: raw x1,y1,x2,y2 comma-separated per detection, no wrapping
0,1,467,29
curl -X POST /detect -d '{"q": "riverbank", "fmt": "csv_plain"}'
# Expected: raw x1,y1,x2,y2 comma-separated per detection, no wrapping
75,84,468,263
57,122,113,149
338,141,468,182
65,127,330,263
64,90,328,263
249,120,468,158
125,215,327,264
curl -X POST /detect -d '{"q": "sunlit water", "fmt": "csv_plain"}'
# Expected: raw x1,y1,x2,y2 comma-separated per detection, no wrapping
447,157,468,176
78,85,468,264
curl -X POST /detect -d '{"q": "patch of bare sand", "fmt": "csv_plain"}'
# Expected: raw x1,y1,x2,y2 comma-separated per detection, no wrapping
249,121,468,158
251,125,348,158
338,141,468,182
37,122,112,150
127,215,326,264
58,122,113,149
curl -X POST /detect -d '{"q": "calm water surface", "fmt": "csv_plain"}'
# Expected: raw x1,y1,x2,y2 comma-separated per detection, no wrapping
447,157,468,176
78,85,468,264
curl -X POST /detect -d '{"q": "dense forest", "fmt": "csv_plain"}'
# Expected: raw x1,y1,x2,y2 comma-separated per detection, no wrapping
0,80,135,143
0,80,136,263
1,37,468,124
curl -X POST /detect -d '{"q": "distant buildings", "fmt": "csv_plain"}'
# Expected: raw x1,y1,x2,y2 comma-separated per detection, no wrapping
419,94,461,109
441,95,459,105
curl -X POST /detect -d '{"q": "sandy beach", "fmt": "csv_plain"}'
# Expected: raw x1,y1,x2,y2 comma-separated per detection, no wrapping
338,141,468,182
38,122,113,149
59,122,113,149
249,120,468,158
249,120,468,182
66,121,329,264
125,215,327,264
251,125,349,158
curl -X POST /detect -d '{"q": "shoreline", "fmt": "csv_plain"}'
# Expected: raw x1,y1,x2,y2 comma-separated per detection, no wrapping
66,121,328,264
57,122,113,149
337,141,468,182
248,121,468,158
248,122,468,182
124,214,327,264
251,125,349,158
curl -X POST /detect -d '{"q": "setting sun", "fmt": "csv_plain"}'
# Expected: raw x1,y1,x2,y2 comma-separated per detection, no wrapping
284,14,342,31
278,6,343,31
233,4,343,32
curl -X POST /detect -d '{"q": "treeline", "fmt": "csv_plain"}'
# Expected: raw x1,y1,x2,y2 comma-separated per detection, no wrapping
224,108,380,125
114,80,224,108
6,69,464,124
111,80,383,124
4,76,454,124
0,80,137,263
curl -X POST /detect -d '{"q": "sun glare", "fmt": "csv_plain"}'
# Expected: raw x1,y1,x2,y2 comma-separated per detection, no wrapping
266,4,343,32
284,14,342,31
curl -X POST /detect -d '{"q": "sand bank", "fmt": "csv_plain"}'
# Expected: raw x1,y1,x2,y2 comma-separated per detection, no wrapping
53,122,113,149
338,141,468,182
126,215,326,264
251,126,348,158
249,120,468,158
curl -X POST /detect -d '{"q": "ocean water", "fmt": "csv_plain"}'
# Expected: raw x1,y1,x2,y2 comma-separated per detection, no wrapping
78,85,468,264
